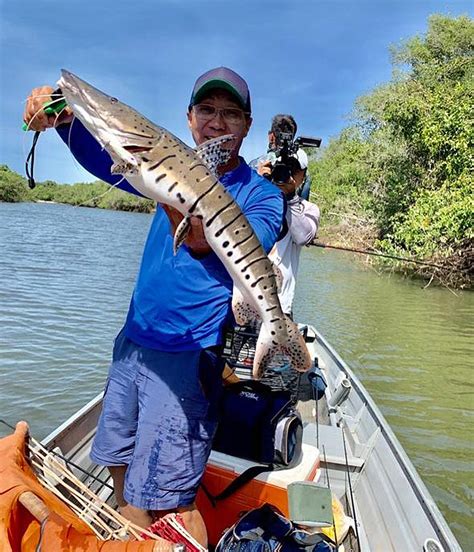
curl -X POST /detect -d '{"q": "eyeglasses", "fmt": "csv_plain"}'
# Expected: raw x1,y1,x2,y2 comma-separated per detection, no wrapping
193,104,249,125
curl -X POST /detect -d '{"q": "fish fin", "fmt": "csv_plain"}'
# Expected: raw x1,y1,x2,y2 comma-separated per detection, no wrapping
253,316,312,378
173,216,191,255
232,285,260,325
195,134,235,176
281,316,313,373
111,160,138,175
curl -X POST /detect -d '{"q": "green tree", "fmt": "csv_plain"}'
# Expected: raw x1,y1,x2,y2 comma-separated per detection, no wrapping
312,14,473,286
0,165,29,202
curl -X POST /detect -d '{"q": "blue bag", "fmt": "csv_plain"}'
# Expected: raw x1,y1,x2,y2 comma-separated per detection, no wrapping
215,504,335,551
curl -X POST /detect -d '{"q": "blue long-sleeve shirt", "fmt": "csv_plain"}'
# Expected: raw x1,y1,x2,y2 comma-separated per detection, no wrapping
57,122,142,196
56,121,285,350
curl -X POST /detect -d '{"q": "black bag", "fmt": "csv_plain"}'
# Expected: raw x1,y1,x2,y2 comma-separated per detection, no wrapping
213,380,302,467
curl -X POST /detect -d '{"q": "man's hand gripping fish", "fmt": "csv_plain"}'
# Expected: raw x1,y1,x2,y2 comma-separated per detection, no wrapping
58,69,312,378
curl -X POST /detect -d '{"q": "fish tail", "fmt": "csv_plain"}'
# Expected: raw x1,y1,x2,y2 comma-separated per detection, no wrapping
252,316,312,379
281,316,313,373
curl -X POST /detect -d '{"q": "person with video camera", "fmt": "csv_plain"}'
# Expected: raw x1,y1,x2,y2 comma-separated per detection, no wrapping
252,114,320,316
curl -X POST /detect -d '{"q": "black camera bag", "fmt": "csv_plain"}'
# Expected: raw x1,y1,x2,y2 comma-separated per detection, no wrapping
205,380,302,503
213,379,302,466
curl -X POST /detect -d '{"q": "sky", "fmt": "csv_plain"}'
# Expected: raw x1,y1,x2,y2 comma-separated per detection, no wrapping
0,0,472,184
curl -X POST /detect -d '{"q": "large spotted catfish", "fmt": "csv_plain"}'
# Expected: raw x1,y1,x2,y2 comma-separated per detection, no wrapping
57,69,312,377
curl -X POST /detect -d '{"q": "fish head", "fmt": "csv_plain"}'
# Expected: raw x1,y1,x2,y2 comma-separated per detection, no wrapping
58,69,162,175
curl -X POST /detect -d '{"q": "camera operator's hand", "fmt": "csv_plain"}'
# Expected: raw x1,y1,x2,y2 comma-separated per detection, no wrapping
257,158,298,192
277,175,299,196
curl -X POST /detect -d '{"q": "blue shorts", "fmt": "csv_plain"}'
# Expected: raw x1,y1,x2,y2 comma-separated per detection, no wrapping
90,331,224,510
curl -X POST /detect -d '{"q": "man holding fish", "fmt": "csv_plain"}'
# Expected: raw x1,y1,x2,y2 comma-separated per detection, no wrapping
24,67,311,545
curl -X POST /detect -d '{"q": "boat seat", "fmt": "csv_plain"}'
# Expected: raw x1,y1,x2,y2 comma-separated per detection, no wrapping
303,423,364,469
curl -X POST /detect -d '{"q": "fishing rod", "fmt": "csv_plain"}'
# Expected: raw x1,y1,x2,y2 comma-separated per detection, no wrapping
309,241,446,270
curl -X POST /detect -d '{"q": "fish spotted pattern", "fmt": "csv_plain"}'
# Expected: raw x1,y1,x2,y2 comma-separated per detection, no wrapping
58,69,312,377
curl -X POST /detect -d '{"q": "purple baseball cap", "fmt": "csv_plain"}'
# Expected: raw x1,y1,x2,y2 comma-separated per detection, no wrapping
189,67,251,113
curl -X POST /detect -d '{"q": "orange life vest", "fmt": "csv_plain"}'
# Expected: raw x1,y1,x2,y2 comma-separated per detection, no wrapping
0,422,157,552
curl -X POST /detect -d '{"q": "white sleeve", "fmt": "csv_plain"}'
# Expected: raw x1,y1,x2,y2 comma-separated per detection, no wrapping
287,198,320,246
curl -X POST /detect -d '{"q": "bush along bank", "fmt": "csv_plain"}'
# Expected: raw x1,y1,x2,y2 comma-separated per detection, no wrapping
308,15,473,289
0,165,155,213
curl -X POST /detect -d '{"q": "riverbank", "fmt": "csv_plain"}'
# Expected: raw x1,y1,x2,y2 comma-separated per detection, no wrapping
308,16,473,291
313,214,472,290
0,165,155,213
1,162,471,289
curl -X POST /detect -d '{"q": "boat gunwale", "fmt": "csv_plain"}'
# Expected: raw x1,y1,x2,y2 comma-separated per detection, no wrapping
312,327,462,551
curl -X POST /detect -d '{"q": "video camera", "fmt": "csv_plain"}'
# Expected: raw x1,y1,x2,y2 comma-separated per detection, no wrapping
267,131,322,185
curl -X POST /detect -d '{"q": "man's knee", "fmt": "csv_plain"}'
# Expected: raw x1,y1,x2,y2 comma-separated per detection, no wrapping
120,503,153,529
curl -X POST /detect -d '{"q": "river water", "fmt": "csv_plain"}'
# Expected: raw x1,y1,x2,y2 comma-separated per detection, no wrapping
1,202,472,548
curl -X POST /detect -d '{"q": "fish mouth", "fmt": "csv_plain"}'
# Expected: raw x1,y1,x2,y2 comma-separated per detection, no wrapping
123,145,153,154
59,69,159,155
58,69,85,101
